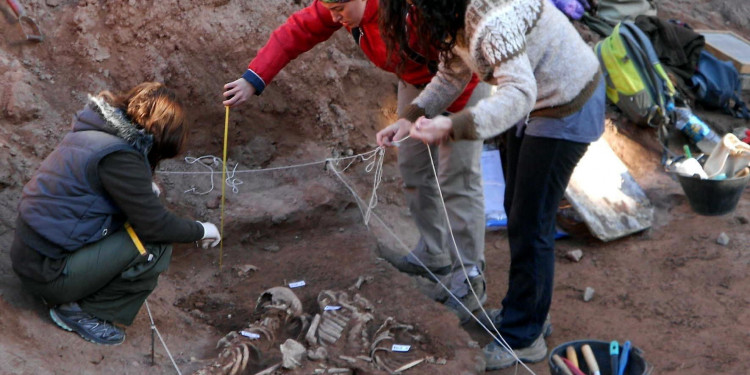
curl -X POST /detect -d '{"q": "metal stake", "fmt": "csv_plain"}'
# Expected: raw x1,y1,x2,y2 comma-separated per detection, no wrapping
151,325,156,366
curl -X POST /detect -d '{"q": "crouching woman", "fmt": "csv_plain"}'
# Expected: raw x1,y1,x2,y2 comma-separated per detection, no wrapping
10,82,221,345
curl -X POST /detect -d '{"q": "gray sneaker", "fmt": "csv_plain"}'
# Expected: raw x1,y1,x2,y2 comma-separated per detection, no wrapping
483,333,547,370
50,307,125,345
444,275,487,324
476,308,553,338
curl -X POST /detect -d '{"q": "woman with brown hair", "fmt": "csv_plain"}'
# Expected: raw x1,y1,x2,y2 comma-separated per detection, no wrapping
377,0,605,370
223,1,490,313
10,82,221,345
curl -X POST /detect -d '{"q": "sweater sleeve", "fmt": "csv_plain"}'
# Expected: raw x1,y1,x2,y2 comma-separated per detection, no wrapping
450,52,537,140
403,53,473,122
98,152,204,244
245,0,342,94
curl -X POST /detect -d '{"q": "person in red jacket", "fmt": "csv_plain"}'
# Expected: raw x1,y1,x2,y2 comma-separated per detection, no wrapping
223,0,488,319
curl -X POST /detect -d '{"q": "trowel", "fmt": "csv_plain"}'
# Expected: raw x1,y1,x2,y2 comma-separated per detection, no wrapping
6,0,43,42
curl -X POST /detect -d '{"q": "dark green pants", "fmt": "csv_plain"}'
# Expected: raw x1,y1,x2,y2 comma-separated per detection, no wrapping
20,229,172,325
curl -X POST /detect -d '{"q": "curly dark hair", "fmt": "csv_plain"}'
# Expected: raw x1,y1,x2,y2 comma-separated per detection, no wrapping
379,0,469,77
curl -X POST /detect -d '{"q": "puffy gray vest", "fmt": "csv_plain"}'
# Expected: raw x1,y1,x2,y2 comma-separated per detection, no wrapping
18,130,137,253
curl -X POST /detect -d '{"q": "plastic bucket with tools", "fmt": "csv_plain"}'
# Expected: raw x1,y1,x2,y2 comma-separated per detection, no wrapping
677,167,750,216
548,340,651,375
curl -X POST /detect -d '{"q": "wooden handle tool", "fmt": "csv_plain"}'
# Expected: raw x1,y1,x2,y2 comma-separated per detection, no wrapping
552,354,574,375
562,357,587,375
566,345,579,368
581,344,601,375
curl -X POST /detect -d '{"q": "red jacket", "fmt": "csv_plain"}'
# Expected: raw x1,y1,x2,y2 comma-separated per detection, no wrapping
243,0,479,113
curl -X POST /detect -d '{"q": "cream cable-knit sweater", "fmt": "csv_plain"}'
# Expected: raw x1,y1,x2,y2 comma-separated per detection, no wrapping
402,0,600,140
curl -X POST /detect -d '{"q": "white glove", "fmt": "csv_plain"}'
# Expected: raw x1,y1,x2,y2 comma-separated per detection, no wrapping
151,181,161,197
198,221,221,249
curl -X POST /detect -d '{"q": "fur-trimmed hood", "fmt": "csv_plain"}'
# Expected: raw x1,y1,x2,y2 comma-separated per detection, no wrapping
72,96,154,156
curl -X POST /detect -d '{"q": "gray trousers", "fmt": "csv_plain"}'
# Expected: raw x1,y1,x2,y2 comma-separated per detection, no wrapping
20,229,172,325
396,81,487,272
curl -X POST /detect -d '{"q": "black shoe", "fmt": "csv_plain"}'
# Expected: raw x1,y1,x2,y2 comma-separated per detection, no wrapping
390,255,451,278
50,307,125,345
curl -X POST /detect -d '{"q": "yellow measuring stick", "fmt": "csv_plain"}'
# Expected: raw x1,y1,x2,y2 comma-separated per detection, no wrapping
219,106,229,270
124,221,153,261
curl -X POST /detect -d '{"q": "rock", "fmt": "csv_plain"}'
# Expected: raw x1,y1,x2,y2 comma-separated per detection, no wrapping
233,264,258,275
205,196,220,209
717,232,730,246
280,339,306,369
583,287,595,302
2,70,42,123
190,309,205,319
263,244,280,253
271,214,287,225
566,249,584,262
231,136,276,167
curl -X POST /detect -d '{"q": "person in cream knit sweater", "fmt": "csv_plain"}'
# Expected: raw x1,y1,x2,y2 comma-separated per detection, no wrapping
377,0,605,369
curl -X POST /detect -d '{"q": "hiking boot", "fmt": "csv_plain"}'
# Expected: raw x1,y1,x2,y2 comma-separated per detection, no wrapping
483,332,547,370
444,275,487,324
476,308,553,338
50,306,125,345
390,255,450,279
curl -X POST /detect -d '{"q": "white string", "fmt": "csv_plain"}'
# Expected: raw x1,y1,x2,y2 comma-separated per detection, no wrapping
328,162,368,221
326,148,385,226
182,156,218,195
423,146,534,374
156,137,532,373
162,150,382,196
145,300,182,375
363,148,385,225
327,152,534,374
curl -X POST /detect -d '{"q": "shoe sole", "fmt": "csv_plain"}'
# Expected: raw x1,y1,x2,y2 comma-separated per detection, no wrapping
49,309,125,346
402,266,451,279
50,309,74,332
485,344,548,371
485,352,548,371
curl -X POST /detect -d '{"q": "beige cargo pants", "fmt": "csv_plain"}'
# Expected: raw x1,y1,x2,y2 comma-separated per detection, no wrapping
396,81,488,272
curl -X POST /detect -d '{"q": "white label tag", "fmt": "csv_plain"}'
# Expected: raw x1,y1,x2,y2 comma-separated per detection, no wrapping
240,331,260,339
391,344,411,352
324,305,341,311
288,280,306,288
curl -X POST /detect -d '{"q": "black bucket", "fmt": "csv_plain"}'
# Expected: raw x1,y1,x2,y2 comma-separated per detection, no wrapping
548,340,651,375
677,169,750,216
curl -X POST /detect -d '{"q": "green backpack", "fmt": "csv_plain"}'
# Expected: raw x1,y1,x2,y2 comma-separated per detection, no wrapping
595,21,676,127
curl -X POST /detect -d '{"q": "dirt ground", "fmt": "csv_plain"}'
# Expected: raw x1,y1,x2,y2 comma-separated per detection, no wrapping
1,0,750,374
